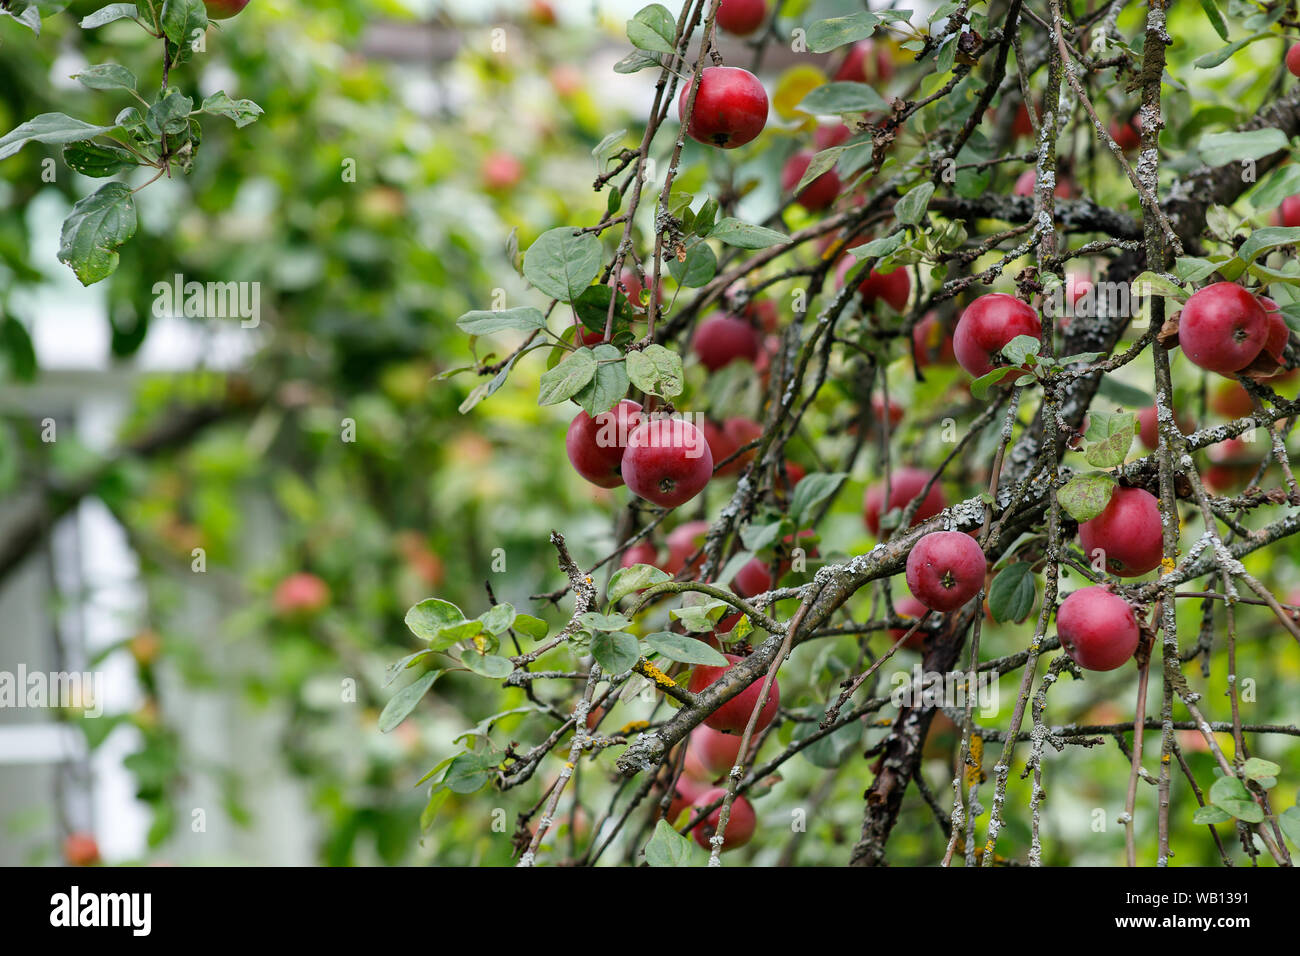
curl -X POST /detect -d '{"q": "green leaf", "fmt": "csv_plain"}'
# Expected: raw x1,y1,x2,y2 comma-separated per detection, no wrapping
644,631,728,666
894,182,934,226
795,146,845,192
523,227,603,303
1241,757,1281,781
378,670,441,732
591,630,640,674
848,231,907,260
1196,128,1288,166
1000,333,1041,367
442,751,498,794
575,343,629,416
608,563,671,603
1209,776,1264,823
1237,227,1300,265
644,819,700,866
1058,472,1117,523
479,603,517,635
159,0,207,47
789,472,847,525
1280,806,1300,847
512,614,549,640
460,650,514,679
1246,164,1300,213
579,612,633,632
1192,31,1271,69
668,242,717,288
1096,376,1153,408
793,713,862,768
457,307,547,336
145,91,193,137
670,599,729,633
1197,0,1229,40
57,182,137,286
970,365,1020,400
405,598,464,635
1084,410,1137,468
797,82,891,116
573,283,635,338
709,218,792,250
383,650,432,687
988,562,1035,623
625,343,684,398
80,3,139,28
0,113,118,162
72,63,137,92
805,11,882,53
740,520,784,553
613,50,662,74
200,91,264,128
1133,271,1187,302
1192,804,1232,825
626,3,677,55
538,347,598,405
62,140,138,178
1174,257,1223,285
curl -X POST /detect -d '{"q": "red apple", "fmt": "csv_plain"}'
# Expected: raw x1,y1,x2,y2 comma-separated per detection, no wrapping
481,152,524,191
1110,116,1141,152
732,557,772,598
1288,42,1300,78
1177,282,1268,374
678,66,769,149
665,520,710,576
687,653,780,734
623,417,714,508
1136,405,1192,450
63,832,100,866
781,151,841,211
814,123,853,150
620,540,660,569
1013,170,1073,199
703,417,763,476
834,39,894,85
693,314,761,371
273,572,330,616
911,312,955,367
690,788,756,851
715,0,767,36
863,466,947,537
836,256,911,312
204,0,250,19
565,399,643,488
1274,195,1300,227
889,593,931,651
953,293,1043,378
905,531,987,612
1078,486,1163,577
1056,587,1140,671
684,725,746,781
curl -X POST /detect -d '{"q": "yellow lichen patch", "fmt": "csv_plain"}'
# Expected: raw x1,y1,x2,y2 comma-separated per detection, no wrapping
639,660,676,688
618,720,650,735
965,735,984,791
1160,556,1176,576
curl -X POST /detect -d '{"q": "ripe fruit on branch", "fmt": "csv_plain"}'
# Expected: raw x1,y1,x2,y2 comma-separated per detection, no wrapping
565,399,643,488
1013,170,1073,199
1176,282,1268,374
1056,587,1140,671
911,312,955,368
684,726,745,780
204,0,250,18
732,557,772,598
953,293,1043,378
834,39,894,85
1275,195,1300,227
665,520,710,575
905,531,987,612
836,257,911,312
888,593,930,650
781,151,841,211
1204,437,1261,493
863,466,947,536
1078,486,1164,577
1209,380,1253,419
1241,296,1291,378
658,774,704,823
715,0,767,36
623,417,714,507
620,540,660,569
690,788,756,851
1137,405,1192,450
702,417,763,476
693,314,761,370
872,394,904,429
1288,42,1300,78
273,572,330,616
1110,116,1141,152
687,653,780,734
814,123,853,149
63,832,100,866
678,67,769,149
482,152,524,191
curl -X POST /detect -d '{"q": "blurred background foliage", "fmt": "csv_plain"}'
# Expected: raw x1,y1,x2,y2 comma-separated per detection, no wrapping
0,0,1297,866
